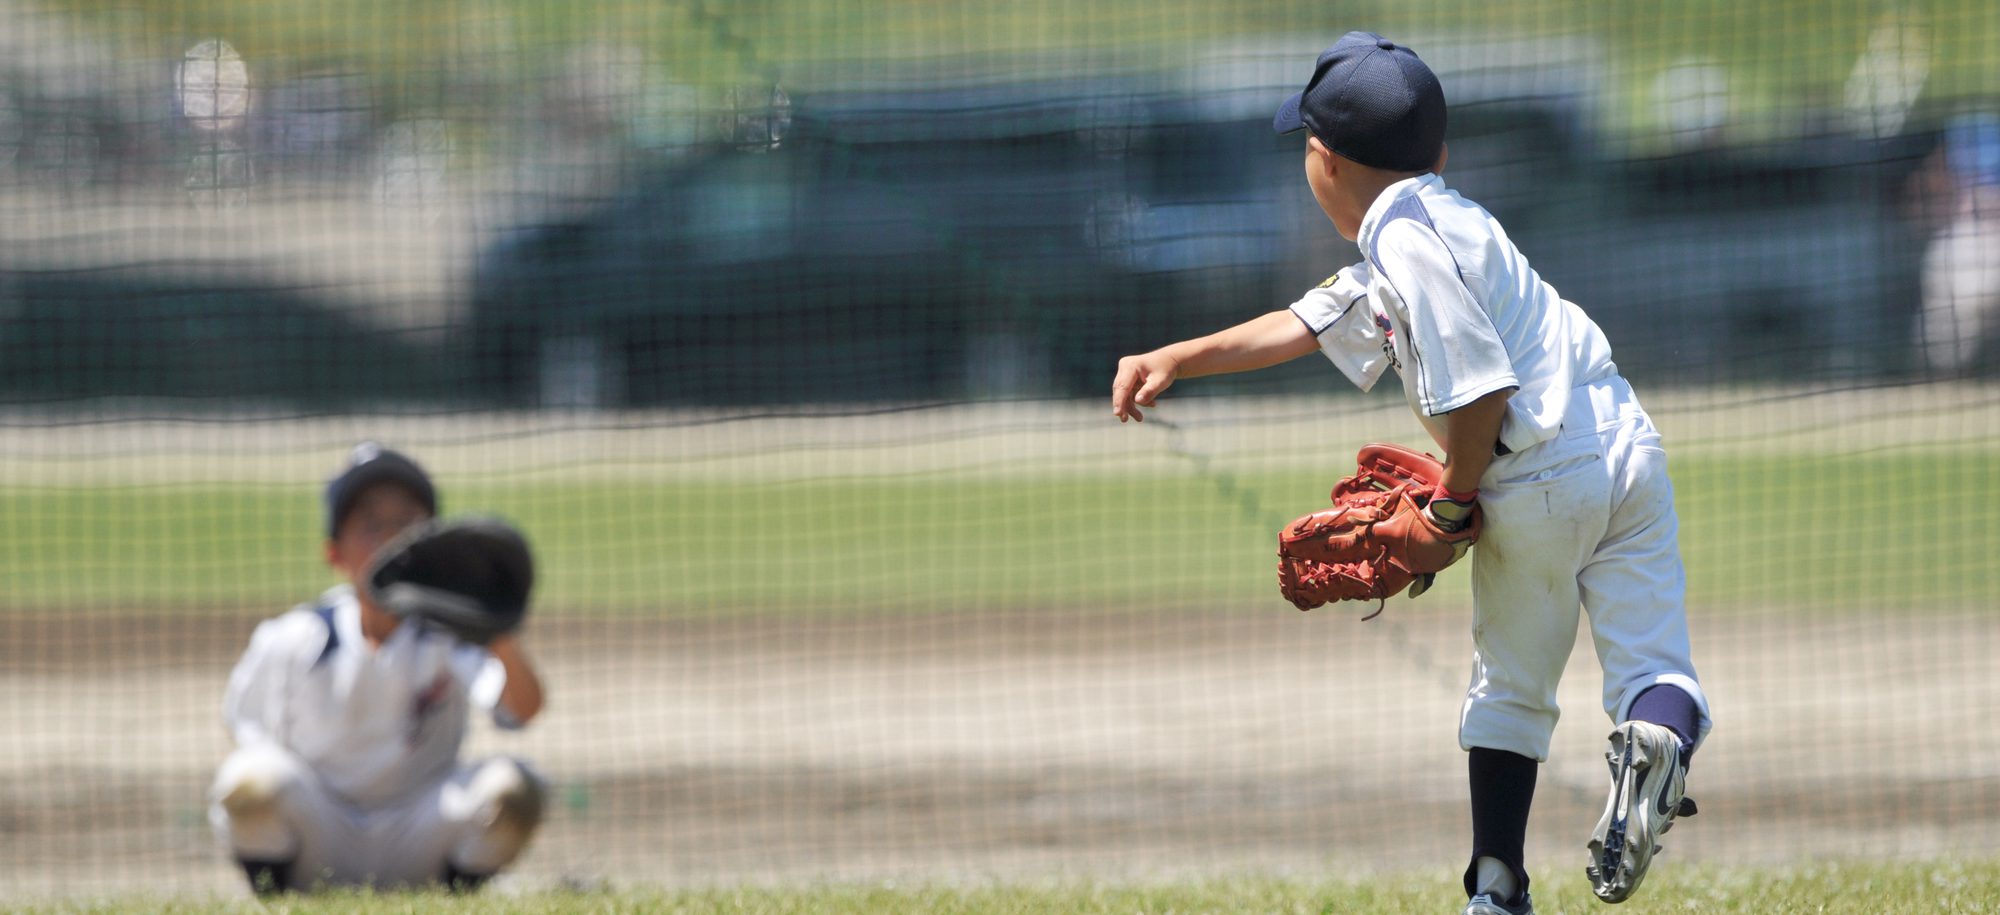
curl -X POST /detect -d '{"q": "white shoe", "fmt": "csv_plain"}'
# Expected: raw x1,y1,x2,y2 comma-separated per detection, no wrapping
1462,892,1534,915
1586,720,1690,903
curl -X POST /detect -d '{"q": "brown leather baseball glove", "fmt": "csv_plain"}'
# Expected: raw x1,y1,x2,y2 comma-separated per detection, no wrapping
1277,443,1482,617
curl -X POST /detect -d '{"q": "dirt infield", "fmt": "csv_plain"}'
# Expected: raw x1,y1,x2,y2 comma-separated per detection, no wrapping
4,606,1998,900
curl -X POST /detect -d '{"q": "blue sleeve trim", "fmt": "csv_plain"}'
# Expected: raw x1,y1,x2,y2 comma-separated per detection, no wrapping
1365,194,1435,269
1377,194,1475,288
1293,292,1368,337
312,603,339,669
1364,201,1440,402
1370,194,1497,415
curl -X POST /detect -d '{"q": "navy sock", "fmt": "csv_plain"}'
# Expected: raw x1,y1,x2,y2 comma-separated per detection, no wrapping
1464,746,1537,901
1628,684,1700,766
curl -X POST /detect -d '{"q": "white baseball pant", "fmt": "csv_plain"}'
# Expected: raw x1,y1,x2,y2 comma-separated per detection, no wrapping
209,744,545,890
1459,375,1712,762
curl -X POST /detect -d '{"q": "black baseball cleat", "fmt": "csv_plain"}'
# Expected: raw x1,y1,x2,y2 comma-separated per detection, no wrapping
237,857,293,897
1586,721,1692,903
443,863,492,893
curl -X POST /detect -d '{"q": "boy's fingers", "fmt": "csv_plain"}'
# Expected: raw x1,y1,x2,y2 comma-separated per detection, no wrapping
1113,356,1170,422
1134,374,1170,407
1110,362,1141,416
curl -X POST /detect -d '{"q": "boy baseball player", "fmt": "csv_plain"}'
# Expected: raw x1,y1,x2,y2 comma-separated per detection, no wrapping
1111,33,1710,914
209,443,547,894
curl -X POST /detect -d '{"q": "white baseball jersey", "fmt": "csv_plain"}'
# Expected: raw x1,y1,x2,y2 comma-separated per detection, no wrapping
1292,173,1618,455
1288,172,1709,762
1286,263,1393,392
221,585,515,809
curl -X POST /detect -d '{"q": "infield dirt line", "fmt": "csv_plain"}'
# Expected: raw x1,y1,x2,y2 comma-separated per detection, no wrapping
4,606,1996,896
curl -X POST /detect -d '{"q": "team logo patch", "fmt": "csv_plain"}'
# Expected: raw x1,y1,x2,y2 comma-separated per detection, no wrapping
407,671,453,746
1376,312,1401,372
1316,274,1340,289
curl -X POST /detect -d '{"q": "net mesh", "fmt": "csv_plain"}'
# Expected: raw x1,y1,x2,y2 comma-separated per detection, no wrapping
2,0,1998,898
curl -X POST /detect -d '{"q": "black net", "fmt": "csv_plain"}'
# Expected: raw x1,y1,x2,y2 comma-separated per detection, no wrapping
1,0,1996,900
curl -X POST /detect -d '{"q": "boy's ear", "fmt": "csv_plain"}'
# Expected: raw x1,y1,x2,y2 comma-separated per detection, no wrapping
1307,135,1338,176
1432,142,1449,175
324,539,342,571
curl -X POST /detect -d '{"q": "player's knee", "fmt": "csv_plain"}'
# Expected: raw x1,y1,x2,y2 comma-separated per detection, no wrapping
451,758,545,875
211,746,311,862
213,746,307,819
1460,704,1557,763
474,757,545,835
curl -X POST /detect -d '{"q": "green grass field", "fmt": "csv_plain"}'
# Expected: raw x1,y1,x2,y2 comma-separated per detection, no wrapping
26,861,2000,914
4,452,1996,614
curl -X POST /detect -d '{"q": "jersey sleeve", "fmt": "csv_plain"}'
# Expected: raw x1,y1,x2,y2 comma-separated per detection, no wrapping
1288,262,1391,392
1373,220,1518,415
221,615,307,747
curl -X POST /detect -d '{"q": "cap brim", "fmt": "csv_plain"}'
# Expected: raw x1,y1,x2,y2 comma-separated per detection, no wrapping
1272,91,1306,135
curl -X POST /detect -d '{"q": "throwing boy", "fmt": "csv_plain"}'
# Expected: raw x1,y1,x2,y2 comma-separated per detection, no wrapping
1111,33,1711,914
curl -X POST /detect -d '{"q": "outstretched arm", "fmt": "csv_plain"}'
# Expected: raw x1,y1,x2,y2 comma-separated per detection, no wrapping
1111,310,1319,422
487,634,545,725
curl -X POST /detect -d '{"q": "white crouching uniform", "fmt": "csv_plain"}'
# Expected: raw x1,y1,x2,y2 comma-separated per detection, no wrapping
1288,173,1711,762
209,585,543,889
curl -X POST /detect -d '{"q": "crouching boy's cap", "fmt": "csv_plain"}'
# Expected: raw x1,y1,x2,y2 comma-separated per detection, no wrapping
324,442,438,538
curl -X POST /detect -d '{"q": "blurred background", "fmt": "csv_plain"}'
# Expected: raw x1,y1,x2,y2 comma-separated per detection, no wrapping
2,0,1998,901
5,0,1998,407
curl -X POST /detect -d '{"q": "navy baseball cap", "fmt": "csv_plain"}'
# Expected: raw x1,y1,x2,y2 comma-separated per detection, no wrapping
324,442,438,538
1273,31,1446,173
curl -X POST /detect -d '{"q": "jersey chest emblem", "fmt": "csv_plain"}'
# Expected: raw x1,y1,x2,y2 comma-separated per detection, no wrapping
1376,312,1402,372
407,671,453,745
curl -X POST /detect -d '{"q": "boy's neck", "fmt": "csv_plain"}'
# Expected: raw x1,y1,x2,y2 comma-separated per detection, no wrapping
1343,169,1430,240
1354,170,1427,212
357,598,401,647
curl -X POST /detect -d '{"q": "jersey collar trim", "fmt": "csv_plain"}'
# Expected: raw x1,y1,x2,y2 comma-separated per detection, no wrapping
1356,172,1441,258
323,585,367,656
